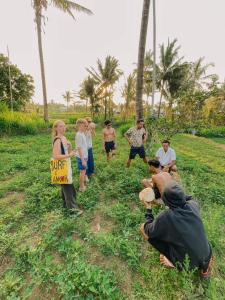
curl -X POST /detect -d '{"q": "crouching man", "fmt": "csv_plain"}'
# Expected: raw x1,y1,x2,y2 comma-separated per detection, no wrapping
156,140,177,173
140,181,213,279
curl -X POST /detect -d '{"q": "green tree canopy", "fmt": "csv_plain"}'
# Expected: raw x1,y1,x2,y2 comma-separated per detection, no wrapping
0,54,34,111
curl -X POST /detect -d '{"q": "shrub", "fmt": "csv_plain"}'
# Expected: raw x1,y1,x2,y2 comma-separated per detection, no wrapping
119,123,133,137
196,126,225,138
68,116,77,124
0,111,49,136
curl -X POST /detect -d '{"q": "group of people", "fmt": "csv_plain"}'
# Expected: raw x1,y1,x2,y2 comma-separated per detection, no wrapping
51,117,213,279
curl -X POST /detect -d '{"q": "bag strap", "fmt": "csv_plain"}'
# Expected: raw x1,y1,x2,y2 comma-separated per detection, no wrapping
53,137,65,155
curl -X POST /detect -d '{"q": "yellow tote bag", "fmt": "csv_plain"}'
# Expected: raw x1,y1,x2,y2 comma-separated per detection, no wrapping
50,158,70,184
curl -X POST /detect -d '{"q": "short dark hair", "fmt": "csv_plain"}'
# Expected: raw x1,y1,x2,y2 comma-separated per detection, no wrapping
148,159,161,168
162,140,170,145
104,120,112,126
137,119,144,124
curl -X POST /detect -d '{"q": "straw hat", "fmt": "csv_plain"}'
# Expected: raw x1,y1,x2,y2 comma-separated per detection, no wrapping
139,188,155,203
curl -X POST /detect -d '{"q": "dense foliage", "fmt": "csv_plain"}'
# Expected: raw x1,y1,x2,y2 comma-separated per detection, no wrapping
0,106,49,136
0,54,34,111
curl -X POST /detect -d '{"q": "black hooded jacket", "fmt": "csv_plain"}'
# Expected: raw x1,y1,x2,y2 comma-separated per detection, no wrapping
144,182,211,270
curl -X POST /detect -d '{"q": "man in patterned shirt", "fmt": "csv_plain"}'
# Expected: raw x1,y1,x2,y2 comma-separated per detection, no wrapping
124,119,148,167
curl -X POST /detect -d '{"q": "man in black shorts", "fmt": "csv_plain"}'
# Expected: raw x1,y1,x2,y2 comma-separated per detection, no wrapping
124,119,148,167
102,120,116,161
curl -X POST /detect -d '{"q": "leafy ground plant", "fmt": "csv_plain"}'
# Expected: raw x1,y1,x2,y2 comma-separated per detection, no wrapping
0,128,225,299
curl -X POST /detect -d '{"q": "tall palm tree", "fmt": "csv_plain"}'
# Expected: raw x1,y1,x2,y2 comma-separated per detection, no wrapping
136,0,151,120
157,39,183,117
62,90,73,111
151,0,156,112
121,74,136,119
31,0,92,122
87,56,122,119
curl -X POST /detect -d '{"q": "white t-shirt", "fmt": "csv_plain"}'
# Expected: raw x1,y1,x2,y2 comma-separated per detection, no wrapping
156,147,176,166
75,132,88,159
85,130,92,149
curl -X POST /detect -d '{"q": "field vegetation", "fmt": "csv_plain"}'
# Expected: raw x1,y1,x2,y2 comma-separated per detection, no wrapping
0,126,225,299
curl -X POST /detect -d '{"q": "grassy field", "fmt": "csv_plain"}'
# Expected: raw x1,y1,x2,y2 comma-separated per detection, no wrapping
0,127,225,299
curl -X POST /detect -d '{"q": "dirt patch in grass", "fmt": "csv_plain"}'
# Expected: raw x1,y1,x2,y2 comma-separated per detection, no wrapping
218,144,225,151
72,233,85,244
90,211,115,234
0,256,14,274
22,232,41,249
26,284,60,300
0,191,25,205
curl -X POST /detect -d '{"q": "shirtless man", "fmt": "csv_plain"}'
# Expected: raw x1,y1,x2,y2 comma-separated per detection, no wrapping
142,159,173,200
102,120,116,161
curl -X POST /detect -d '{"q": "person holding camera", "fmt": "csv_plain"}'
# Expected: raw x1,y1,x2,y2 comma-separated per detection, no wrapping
139,181,212,278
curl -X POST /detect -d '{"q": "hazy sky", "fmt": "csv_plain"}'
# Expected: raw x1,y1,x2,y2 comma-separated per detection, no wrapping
1,0,225,104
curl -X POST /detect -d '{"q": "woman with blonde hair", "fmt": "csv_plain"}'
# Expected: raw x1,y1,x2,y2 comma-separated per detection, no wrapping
52,120,83,216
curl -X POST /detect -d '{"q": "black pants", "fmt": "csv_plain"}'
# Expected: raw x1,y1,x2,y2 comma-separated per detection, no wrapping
149,239,212,271
61,184,77,210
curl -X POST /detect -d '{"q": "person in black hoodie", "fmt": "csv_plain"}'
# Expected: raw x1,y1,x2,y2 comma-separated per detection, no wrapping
140,181,213,278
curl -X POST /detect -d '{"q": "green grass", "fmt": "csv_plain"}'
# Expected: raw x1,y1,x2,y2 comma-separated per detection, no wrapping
0,129,225,299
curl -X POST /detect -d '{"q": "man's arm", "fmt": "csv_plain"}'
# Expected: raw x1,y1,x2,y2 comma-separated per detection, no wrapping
102,129,105,149
143,129,148,143
53,139,74,160
168,150,176,167
168,160,176,168
113,128,116,142
77,147,86,166
124,129,132,145
140,208,155,241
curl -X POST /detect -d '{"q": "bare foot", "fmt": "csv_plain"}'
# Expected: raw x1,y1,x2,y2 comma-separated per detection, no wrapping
160,254,175,268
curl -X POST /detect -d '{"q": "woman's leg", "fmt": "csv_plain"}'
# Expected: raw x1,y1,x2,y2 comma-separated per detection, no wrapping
61,185,67,208
79,170,86,190
88,148,94,175
61,184,77,209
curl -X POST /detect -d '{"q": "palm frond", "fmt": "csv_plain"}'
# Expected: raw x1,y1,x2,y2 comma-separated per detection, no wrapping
52,0,92,19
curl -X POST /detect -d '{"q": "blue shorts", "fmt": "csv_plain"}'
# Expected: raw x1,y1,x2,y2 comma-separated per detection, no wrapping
76,157,87,171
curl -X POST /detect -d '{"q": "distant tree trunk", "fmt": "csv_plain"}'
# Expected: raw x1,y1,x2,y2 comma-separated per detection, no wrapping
168,98,173,121
157,82,164,118
86,99,88,112
35,8,49,122
151,0,156,113
104,97,107,120
136,0,151,120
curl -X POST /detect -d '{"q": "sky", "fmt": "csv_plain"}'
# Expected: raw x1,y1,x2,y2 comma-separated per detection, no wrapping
1,0,225,105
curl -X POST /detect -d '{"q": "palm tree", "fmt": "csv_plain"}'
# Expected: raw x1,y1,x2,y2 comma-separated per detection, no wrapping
62,90,73,111
121,74,136,119
87,56,122,119
31,0,92,122
136,0,151,120
189,57,214,90
79,76,101,116
157,39,183,117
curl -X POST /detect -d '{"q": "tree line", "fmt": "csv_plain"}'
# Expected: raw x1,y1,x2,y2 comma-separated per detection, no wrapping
1,0,224,127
